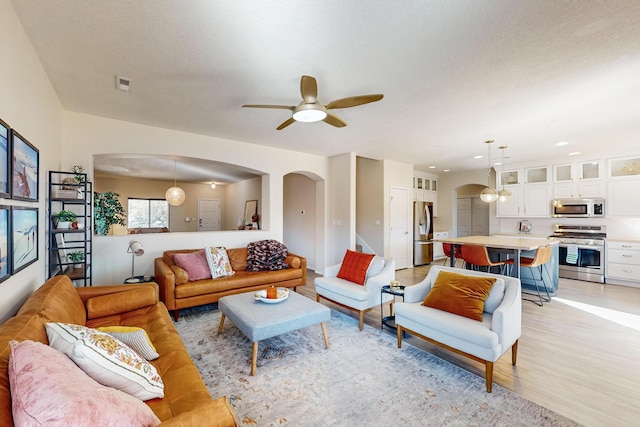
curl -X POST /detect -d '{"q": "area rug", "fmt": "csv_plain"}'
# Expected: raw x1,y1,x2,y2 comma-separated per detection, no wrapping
175,304,581,427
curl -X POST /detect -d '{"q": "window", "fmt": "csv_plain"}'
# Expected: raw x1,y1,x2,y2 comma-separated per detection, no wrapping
128,198,169,229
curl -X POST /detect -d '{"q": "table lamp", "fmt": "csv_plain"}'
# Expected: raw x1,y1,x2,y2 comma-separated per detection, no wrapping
126,240,144,283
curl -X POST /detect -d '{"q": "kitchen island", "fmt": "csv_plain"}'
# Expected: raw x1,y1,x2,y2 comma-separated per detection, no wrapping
433,235,559,293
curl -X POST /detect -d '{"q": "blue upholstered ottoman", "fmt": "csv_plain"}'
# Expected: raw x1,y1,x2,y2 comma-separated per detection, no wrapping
218,290,331,375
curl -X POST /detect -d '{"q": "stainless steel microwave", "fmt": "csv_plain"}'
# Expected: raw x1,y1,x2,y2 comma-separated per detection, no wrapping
551,198,605,218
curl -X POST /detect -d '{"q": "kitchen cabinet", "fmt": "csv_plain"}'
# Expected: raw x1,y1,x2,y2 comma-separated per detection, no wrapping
496,184,550,217
413,174,438,216
48,170,92,286
607,179,640,216
553,160,604,198
524,166,549,184
606,240,640,288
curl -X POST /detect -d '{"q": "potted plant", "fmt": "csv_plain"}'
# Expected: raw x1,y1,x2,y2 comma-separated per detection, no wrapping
71,165,86,183
94,191,126,235
68,251,85,268
56,210,77,229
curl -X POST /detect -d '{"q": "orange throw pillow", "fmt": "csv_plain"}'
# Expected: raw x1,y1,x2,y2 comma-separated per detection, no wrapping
337,250,375,285
422,271,496,321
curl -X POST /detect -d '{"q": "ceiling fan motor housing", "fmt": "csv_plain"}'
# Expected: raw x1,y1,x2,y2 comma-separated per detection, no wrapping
292,103,327,122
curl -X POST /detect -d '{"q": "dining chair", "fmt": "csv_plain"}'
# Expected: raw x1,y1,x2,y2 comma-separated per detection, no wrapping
460,245,507,275
505,245,553,306
442,243,463,267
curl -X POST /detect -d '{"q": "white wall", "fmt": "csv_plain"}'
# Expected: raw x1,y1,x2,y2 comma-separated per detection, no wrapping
328,153,355,266
61,111,330,284
283,173,316,269
356,157,384,255
0,1,64,322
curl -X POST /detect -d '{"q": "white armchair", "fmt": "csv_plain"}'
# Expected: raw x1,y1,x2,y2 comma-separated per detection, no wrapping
315,256,395,330
395,266,522,392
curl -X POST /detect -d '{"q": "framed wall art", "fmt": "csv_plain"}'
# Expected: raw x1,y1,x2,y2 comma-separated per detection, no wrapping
12,206,38,274
0,206,10,283
11,130,39,202
0,119,9,198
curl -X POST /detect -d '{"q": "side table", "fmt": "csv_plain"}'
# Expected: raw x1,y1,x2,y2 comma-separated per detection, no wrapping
124,275,155,284
380,285,405,330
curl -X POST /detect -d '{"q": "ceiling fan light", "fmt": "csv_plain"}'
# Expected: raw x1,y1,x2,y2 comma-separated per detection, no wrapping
480,187,499,203
165,186,186,206
292,104,327,122
498,188,512,202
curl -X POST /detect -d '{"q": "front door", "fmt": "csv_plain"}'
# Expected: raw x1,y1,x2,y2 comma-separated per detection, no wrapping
198,199,221,231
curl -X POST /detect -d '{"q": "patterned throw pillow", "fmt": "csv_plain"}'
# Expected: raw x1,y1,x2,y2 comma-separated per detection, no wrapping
337,250,375,285
245,239,290,271
173,250,212,281
8,340,161,426
46,322,164,401
97,326,160,360
204,245,235,278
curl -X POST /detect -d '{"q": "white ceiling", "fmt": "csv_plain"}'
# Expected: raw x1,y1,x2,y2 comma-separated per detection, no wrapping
10,0,640,180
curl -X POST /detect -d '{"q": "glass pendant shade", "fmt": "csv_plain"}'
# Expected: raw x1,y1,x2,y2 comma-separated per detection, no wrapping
498,188,512,202
480,187,499,202
165,186,185,206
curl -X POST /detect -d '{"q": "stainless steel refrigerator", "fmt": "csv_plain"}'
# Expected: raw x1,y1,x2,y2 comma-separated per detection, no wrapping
413,201,433,266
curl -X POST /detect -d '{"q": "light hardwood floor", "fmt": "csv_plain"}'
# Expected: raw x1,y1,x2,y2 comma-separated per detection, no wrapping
300,264,640,427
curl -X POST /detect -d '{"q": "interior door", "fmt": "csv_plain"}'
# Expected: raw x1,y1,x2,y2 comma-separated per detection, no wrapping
198,199,221,231
390,187,409,269
457,198,471,237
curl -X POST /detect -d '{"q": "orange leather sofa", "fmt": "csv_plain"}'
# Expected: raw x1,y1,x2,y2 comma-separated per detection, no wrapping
0,275,238,427
155,247,307,320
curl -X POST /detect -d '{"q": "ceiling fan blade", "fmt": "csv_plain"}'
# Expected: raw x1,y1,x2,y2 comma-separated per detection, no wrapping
300,75,318,103
325,94,384,110
242,104,294,110
276,117,296,130
323,113,346,128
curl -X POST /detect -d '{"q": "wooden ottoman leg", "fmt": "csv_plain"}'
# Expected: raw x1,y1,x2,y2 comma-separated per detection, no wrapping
217,314,226,335
251,342,258,376
320,322,330,349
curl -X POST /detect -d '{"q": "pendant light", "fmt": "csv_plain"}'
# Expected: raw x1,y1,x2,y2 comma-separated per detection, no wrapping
497,145,512,202
165,160,186,206
480,140,498,203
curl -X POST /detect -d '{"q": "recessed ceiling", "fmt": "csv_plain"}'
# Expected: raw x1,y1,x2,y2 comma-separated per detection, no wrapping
10,0,640,172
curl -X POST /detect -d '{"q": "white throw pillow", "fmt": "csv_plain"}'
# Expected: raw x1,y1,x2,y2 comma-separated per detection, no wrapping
366,257,386,278
97,326,160,360
205,245,235,278
483,277,506,313
46,322,164,401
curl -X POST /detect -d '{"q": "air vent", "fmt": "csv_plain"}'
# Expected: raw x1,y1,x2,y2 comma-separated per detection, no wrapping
115,75,131,92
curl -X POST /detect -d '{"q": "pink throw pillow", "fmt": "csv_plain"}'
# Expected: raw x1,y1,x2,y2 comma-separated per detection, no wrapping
8,340,160,427
173,250,212,281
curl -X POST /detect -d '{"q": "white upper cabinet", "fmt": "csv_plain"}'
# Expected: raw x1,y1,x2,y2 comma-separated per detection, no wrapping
497,169,521,186
525,166,549,184
553,160,604,198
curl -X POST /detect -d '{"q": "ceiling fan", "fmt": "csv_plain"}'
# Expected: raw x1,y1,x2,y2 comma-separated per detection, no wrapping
242,75,383,130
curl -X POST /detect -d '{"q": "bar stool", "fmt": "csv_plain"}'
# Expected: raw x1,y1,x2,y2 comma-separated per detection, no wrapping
505,245,552,306
460,245,507,275
442,243,463,268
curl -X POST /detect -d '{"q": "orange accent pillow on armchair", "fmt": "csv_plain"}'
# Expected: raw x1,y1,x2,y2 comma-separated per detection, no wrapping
422,271,496,321
337,250,375,285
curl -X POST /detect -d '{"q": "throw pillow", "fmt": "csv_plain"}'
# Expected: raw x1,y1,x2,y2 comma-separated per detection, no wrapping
173,249,212,281
245,239,290,271
46,322,164,401
8,340,161,427
204,245,235,278
97,326,160,360
337,250,375,285
422,270,496,321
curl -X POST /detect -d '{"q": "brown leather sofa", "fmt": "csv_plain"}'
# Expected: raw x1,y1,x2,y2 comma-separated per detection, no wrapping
0,275,238,427
155,247,307,320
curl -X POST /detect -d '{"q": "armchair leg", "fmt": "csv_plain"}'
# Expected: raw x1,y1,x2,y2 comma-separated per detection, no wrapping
397,326,403,348
512,340,519,365
359,311,364,331
485,361,494,393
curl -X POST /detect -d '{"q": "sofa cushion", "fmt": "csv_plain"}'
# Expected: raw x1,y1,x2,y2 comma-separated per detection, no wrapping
16,275,86,325
205,246,235,278
86,287,157,320
97,326,159,360
422,270,496,321
337,250,375,285
8,340,161,427
46,322,164,401
173,250,212,281
366,257,385,278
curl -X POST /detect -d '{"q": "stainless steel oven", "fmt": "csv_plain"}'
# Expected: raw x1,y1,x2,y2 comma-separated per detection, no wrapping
550,225,606,283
